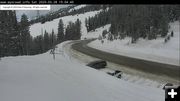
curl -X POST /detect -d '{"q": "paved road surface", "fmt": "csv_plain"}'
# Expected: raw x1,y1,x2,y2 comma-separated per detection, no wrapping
71,39,180,80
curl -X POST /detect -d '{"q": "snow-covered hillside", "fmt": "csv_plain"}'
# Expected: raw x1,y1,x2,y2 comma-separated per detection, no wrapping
82,24,111,39
0,41,164,101
30,9,101,38
68,5,87,12
88,21,180,66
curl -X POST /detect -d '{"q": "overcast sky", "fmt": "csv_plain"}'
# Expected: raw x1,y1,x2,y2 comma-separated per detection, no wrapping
16,5,70,21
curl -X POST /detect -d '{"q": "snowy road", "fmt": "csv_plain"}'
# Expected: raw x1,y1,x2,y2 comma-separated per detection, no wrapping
68,39,180,84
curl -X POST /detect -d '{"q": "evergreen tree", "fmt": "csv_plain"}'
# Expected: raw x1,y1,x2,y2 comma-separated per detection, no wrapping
64,22,73,40
34,35,44,54
20,14,31,55
57,19,64,43
75,19,81,39
0,10,19,57
50,29,56,47
43,30,50,51
64,19,81,41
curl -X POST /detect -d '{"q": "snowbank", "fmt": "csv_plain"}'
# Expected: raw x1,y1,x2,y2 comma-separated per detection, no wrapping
30,9,101,38
0,42,164,101
88,21,180,66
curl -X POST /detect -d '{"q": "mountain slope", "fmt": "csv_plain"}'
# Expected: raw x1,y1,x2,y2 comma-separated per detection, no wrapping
30,9,102,38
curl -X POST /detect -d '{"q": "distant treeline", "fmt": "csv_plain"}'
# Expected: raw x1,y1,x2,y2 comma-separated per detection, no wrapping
86,5,180,43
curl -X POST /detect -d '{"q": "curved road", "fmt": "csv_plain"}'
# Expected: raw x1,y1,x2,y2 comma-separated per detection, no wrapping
71,39,180,80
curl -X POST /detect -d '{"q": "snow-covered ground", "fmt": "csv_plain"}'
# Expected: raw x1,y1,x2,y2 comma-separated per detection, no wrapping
30,9,101,38
88,21,180,66
82,24,111,39
0,41,164,101
68,5,87,12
